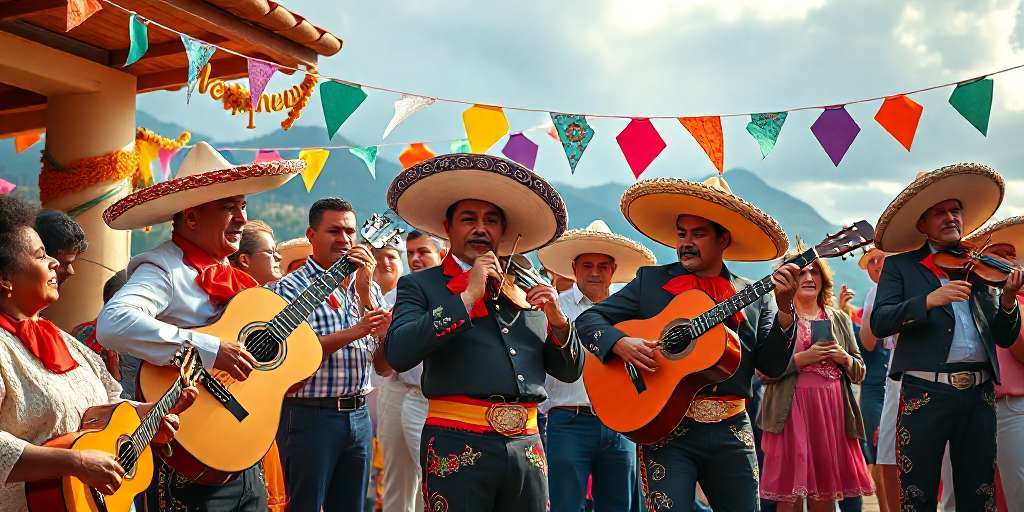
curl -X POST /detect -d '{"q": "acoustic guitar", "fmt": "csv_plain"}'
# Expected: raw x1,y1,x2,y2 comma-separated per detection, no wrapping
26,346,202,512
583,221,874,444
137,213,404,483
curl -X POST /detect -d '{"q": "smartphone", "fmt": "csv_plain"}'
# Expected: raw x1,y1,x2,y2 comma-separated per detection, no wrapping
810,319,834,344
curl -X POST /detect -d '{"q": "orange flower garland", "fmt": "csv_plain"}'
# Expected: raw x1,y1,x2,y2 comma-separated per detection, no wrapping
203,66,318,130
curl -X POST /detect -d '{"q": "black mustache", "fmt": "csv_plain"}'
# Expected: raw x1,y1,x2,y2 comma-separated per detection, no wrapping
467,238,492,245
677,248,700,257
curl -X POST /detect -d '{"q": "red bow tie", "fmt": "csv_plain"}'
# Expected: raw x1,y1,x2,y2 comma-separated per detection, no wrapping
443,256,489,320
919,253,950,280
663,273,745,328
173,233,258,306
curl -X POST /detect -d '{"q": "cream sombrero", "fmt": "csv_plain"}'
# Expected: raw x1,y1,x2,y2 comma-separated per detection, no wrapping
103,142,304,230
620,176,788,262
965,216,1024,251
538,220,656,283
874,163,1004,253
278,237,313,273
386,153,567,255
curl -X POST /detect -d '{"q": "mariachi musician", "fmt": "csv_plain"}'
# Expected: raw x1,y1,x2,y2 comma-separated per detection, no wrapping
384,154,583,512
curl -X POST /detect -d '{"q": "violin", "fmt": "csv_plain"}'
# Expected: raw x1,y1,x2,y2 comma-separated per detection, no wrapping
931,241,1022,286
485,252,551,310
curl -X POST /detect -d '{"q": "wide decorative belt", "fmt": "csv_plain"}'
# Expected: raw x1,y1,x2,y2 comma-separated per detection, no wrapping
427,396,538,437
904,370,991,390
684,396,746,423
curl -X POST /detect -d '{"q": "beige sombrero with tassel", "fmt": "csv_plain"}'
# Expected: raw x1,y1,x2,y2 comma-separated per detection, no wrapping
278,237,313,274
857,246,887,270
620,176,788,262
538,220,657,283
874,163,1004,253
965,216,1024,251
103,142,304,230
386,153,567,255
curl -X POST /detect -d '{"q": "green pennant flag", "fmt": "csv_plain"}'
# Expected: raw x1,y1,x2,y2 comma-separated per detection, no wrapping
349,146,378,179
449,138,471,153
320,81,367,140
745,112,787,159
948,78,993,136
124,14,149,66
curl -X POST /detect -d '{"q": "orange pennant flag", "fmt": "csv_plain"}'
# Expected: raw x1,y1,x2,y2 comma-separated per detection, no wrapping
679,116,725,174
14,131,42,153
874,95,923,151
399,143,435,169
67,0,103,31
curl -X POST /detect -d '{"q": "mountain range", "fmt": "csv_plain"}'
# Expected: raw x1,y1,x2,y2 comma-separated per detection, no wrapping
0,110,873,298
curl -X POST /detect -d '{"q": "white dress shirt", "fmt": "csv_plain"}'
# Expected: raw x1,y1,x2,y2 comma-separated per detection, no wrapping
541,284,595,412
97,240,222,369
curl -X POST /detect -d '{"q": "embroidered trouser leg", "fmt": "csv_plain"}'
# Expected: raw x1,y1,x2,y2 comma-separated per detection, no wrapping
420,425,548,512
145,459,267,512
638,413,759,512
897,375,997,511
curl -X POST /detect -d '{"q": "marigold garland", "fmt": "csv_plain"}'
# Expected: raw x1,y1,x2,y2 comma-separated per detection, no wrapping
136,127,190,150
210,67,317,131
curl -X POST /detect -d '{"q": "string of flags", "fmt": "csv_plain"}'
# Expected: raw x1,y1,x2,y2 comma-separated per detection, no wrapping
71,0,1022,186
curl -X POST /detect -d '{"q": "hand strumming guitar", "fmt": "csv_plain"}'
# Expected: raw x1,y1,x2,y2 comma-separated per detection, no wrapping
612,337,660,373
214,340,258,381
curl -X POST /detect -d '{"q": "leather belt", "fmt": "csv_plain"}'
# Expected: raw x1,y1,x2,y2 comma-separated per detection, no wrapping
551,405,595,416
684,398,746,423
904,370,991,390
427,396,538,437
286,395,367,411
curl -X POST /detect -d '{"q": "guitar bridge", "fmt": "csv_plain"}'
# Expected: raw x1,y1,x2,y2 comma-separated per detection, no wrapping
625,362,647,394
199,370,249,422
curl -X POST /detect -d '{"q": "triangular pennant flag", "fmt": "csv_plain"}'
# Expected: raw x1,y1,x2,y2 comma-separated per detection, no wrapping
14,131,42,153
616,119,666,179
745,112,787,159
181,35,216,103
254,149,283,163
383,94,435,139
136,141,159,187
501,133,539,169
298,148,330,192
545,122,560,141
67,0,102,31
399,143,435,168
349,146,379,179
0,179,15,196
948,78,993,136
463,104,509,153
320,81,367,140
874,95,923,151
678,116,725,174
124,14,149,66
157,147,179,181
551,113,595,174
247,59,277,111
810,106,861,167
449,139,471,153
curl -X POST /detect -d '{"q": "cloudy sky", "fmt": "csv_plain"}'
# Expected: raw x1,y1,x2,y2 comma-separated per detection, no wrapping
138,0,1024,226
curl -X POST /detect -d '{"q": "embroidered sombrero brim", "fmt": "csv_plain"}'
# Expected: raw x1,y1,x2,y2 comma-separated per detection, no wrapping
538,229,656,283
104,160,304,230
386,153,567,255
965,216,1024,251
277,237,313,273
874,163,1004,253
620,178,788,262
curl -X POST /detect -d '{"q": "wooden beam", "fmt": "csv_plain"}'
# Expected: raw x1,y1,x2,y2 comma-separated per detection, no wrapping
113,34,229,67
136,55,249,93
0,109,45,138
0,20,109,64
0,88,46,114
0,0,65,22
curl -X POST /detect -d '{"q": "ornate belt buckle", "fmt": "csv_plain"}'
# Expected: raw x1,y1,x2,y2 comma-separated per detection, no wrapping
686,400,730,423
486,403,528,436
949,371,975,390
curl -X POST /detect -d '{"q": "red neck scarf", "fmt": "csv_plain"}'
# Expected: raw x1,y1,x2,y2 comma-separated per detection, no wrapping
919,253,950,280
443,256,489,320
0,312,79,374
663,273,745,328
172,233,258,306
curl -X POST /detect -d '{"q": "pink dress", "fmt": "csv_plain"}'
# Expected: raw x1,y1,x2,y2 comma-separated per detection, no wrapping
760,313,875,503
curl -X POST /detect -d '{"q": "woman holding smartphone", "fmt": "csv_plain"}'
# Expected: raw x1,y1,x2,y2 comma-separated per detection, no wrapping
758,248,874,511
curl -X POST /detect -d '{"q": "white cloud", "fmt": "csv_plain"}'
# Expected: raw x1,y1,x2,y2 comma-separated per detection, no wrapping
600,0,826,33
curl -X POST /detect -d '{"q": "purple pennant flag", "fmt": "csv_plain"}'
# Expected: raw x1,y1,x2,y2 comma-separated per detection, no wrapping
247,59,277,111
501,132,539,169
254,149,283,163
810,106,860,167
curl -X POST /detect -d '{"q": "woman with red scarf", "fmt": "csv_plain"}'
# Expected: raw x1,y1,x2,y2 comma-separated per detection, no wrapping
0,196,195,512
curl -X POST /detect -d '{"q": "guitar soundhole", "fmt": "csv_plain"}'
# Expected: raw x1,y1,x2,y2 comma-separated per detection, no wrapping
245,327,283,364
661,319,695,357
116,436,138,478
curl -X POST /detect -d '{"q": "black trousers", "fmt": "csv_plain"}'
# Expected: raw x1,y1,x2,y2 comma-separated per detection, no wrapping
420,425,549,511
896,375,997,511
638,413,759,512
144,458,267,512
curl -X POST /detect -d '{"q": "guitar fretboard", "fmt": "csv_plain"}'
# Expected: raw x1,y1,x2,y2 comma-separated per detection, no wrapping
122,378,185,472
265,258,358,338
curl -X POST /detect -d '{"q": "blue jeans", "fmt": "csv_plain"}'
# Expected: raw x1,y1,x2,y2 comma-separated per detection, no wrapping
547,409,641,512
277,402,373,512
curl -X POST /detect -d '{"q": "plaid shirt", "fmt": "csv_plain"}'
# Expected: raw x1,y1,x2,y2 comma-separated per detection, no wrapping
267,256,384,398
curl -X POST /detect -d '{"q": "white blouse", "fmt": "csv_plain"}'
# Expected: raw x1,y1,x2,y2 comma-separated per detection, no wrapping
0,328,121,512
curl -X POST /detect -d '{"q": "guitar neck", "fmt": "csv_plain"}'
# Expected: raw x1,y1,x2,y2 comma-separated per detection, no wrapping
687,248,818,339
125,379,184,470
266,257,359,337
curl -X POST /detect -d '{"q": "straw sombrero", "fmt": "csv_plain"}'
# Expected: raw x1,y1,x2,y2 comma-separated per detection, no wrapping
103,142,304,230
965,216,1024,251
386,153,567,255
538,220,656,283
619,176,788,262
857,246,886,270
874,163,1004,253
278,237,313,273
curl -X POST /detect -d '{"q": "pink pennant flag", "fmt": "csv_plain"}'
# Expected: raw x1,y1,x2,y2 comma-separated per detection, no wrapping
254,149,283,163
0,179,15,195
616,119,666,179
157,148,179,181
247,59,277,111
